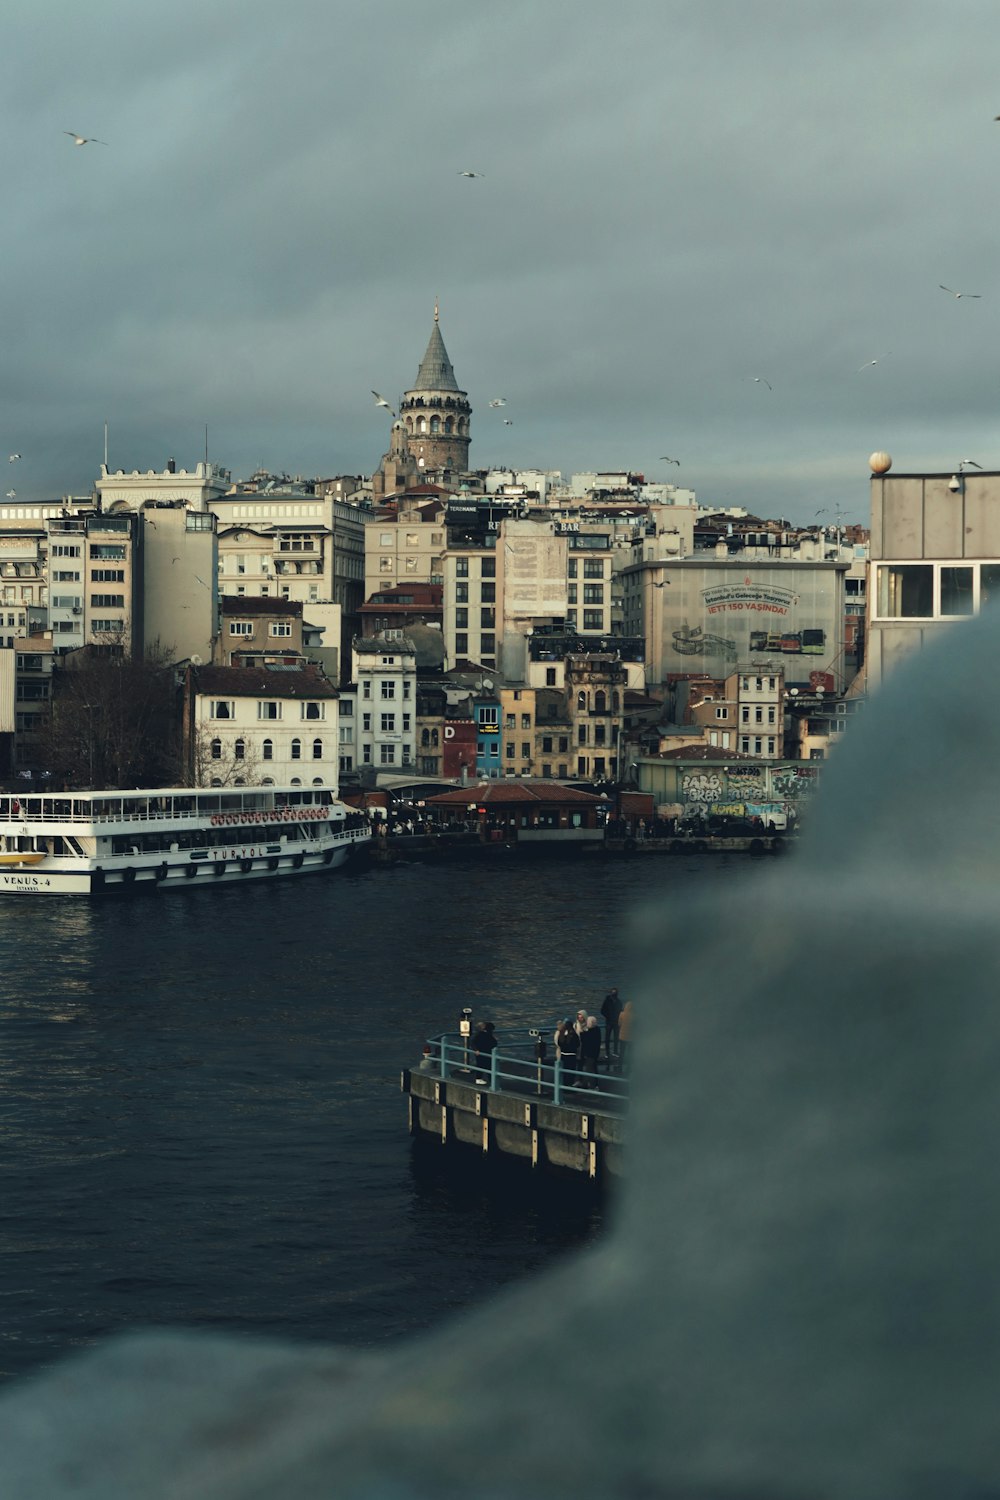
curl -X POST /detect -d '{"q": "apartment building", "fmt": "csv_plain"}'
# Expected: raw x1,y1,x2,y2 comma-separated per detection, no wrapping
184,663,340,789
352,634,417,773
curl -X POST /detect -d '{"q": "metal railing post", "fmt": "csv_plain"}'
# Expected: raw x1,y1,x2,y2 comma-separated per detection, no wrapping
490,1049,499,1091
439,1038,447,1080
554,1059,562,1107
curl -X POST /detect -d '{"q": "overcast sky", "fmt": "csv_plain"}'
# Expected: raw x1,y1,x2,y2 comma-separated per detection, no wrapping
4,0,1000,524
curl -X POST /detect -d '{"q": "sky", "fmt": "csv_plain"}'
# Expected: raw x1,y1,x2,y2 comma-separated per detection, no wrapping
3,0,1000,525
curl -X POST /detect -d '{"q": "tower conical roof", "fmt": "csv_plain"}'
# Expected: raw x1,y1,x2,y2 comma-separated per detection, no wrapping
412,314,460,393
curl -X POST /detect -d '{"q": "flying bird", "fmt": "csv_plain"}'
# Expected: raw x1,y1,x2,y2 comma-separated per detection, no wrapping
960,459,983,470
458,170,485,178
64,131,108,146
659,456,680,465
488,398,507,408
8,454,20,463
858,352,891,371
5,490,14,499
370,390,396,417
751,376,772,390
503,418,514,425
939,284,981,299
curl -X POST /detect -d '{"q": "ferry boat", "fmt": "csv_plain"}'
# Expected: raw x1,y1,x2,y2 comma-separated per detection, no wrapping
0,785,370,895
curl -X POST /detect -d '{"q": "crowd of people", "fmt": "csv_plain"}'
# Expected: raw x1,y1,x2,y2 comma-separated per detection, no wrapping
466,988,634,1095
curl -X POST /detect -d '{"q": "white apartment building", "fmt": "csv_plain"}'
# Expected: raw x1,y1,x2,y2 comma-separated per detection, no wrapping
187,664,340,789
212,493,365,615
352,635,417,773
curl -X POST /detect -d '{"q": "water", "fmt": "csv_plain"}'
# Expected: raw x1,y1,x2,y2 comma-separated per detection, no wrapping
0,852,741,1384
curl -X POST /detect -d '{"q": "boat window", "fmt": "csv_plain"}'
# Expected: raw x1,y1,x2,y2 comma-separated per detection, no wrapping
220,794,242,811
72,800,89,818
26,799,42,817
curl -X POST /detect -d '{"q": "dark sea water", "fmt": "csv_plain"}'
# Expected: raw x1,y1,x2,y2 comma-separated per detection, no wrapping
0,851,741,1385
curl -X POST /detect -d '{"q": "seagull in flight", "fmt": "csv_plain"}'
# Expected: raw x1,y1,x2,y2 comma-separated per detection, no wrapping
858,352,891,371
64,131,108,146
488,398,507,408
5,490,15,499
939,284,982,299
503,418,514,425
371,391,396,417
751,376,772,390
8,454,20,463
458,170,485,178
959,459,983,470
659,456,680,465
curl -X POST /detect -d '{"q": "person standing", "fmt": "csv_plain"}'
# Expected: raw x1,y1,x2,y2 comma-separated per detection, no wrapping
618,1001,634,1073
601,987,623,1068
471,1020,498,1081
579,1016,602,1087
555,1019,580,1093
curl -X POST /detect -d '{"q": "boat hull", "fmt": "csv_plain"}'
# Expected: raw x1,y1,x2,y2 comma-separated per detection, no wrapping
0,841,362,896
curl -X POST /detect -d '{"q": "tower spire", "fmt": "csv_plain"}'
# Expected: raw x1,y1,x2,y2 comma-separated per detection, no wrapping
434,297,439,323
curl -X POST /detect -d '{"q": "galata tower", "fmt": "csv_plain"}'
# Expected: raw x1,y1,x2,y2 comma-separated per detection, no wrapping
399,306,471,473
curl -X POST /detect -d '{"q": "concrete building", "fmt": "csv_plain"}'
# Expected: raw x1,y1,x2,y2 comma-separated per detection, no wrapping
363,495,448,599
97,460,231,512
183,663,340,789
141,505,217,665
867,459,1000,687
215,597,303,666
211,491,365,618
352,633,417,773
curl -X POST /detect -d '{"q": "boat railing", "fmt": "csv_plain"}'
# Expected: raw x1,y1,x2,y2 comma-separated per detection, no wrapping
0,801,367,826
419,1031,629,1114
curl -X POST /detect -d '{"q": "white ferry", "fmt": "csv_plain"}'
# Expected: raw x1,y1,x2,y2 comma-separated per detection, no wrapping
0,785,370,895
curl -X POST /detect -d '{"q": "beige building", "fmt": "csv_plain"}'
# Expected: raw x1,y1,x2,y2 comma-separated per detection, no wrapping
364,496,448,599
868,461,1000,687
211,492,365,618
215,597,303,665
142,505,217,664
97,460,231,512
184,663,340,789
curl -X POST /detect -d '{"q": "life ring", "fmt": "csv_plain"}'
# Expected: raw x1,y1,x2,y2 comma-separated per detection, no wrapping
267,856,279,871
292,852,304,869
185,864,198,879
240,858,253,874
214,861,227,877
122,867,136,885
156,862,169,881
322,848,334,865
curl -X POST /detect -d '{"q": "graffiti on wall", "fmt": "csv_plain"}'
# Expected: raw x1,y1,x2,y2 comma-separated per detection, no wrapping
681,770,724,803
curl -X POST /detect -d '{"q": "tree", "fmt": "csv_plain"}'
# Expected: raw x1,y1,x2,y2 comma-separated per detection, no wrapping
41,641,181,790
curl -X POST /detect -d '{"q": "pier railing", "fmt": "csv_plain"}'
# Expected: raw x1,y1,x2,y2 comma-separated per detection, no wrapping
420,1031,629,1113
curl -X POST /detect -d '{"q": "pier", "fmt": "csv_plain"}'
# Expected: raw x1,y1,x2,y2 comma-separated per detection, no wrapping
402,1030,627,1180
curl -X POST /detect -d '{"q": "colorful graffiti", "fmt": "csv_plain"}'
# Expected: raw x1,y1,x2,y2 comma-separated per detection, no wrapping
681,770,724,803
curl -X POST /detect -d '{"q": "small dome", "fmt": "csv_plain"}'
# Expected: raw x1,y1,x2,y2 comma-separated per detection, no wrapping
869,451,892,474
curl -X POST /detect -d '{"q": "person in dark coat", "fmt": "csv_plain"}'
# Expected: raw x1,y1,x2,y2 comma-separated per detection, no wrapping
554,1019,579,1092
601,987,623,1067
579,1015,602,1086
472,1021,498,1080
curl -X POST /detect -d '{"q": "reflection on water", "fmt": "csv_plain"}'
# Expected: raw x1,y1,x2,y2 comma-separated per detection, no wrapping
0,855,746,1381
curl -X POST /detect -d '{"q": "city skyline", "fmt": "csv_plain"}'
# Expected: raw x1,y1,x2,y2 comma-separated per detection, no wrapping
4,0,1000,522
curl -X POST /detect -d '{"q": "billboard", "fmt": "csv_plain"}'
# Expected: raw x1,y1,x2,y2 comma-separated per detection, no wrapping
501,525,568,620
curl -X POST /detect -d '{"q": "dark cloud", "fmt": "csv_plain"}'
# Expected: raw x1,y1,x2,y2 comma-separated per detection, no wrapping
3,0,1000,520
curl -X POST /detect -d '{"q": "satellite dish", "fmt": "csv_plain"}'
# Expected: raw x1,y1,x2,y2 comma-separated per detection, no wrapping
190,654,204,666
482,678,494,690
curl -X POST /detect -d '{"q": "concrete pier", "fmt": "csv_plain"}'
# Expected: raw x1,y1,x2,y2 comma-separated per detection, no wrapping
402,1060,627,1181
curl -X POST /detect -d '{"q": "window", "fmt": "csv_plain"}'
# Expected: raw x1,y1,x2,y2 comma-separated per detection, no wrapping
234,739,245,760
362,712,372,731
754,737,763,754
91,594,125,609
270,622,292,637
302,702,324,720
545,667,557,686
52,544,82,558
211,701,234,720
258,701,280,720
583,560,604,578
380,680,396,699
741,736,750,752
878,564,933,618
521,741,530,758
312,738,323,759
380,743,396,765
291,738,301,760
455,582,469,603
479,707,499,728
91,569,124,583
210,738,222,759
567,559,578,579
481,557,496,579
583,585,604,604
755,707,763,724
402,713,411,731
567,585,578,604
405,533,419,547
768,707,776,725
379,557,393,573
505,713,515,729
481,634,495,654
262,738,273,760
480,607,495,628
715,707,728,721
578,725,588,744
481,582,496,603
380,655,395,666
339,726,353,745
455,607,468,628
362,680,371,699
521,713,531,729
456,558,469,578
229,621,253,637
741,706,750,724
363,744,372,763
379,532,393,545
941,566,974,617
506,743,515,759
380,713,395,732
583,610,603,630
455,632,468,655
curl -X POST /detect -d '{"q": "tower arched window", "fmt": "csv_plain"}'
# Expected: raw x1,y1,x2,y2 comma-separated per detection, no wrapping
417,416,427,434
594,690,607,714
444,417,453,434
430,415,440,434
577,690,587,711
